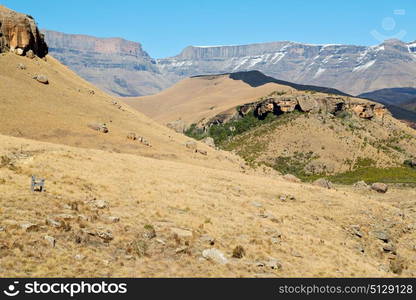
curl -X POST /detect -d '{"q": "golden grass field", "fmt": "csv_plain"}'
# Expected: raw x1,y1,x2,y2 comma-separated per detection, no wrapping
1,133,416,277
1,52,416,278
123,74,291,126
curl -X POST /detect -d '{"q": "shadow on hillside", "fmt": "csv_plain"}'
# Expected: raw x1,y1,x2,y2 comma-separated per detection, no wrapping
193,70,349,96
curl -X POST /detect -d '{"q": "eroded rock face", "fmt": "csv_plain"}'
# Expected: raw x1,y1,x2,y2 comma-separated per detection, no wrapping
0,5,48,57
238,94,387,121
350,103,387,119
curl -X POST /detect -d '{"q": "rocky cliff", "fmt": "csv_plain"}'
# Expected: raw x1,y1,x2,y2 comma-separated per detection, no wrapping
43,29,416,104
43,30,172,96
205,88,388,129
159,39,416,96
0,5,48,57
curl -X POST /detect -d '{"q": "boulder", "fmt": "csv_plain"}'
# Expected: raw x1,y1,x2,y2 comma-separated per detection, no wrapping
351,104,374,119
102,216,120,223
20,222,38,232
25,49,35,59
46,218,63,229
353,181,370,190
0,6,48,57
88,124,108,133
96,229,113,243
33,74,49,84
297,96,319,112
93,199,108,209
15,47,24,55
313,178,333,189
127,132,137,140
196,149,207,156
373,230,390,243
276,97,298,112
257,258,282,270
185,141,197,150
202,248,228,264
44,235,56,247
371,183,388,193
16,63,26,70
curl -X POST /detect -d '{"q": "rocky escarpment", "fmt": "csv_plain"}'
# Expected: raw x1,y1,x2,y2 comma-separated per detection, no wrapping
204,92,388,128
43,30,171,97
0,5,47,57
160,40,416,97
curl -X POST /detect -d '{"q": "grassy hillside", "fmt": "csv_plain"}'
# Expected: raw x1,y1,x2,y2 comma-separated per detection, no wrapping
0,52,243,172
123,72,296,127
1,133,416,277
185,103,416,183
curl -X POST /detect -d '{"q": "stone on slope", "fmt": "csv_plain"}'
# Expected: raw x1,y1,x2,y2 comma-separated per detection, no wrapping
33,75,49,84
202,248,228,264
44,235,56,247
371,183,388,193
313,178,333,189
353,181,370,190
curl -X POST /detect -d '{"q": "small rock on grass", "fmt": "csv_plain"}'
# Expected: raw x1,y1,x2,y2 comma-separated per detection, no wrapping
33,74,49,84
20,223,38,232
202,248,228,264
44,235,56,247
371,183,388,193
313,178,333,189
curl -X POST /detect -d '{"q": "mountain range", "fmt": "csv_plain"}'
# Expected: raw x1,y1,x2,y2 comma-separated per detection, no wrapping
44,30,416,98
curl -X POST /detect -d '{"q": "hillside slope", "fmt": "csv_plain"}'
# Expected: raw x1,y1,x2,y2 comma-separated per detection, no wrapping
123,71,347,129
131,72,416,180
0,52,244,171
1,133,416,277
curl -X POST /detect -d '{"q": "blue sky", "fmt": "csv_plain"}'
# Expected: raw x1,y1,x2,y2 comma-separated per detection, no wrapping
1,0,415,58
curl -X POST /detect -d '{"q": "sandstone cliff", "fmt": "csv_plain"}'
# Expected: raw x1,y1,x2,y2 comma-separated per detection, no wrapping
43,30,171,96
0,5,47,57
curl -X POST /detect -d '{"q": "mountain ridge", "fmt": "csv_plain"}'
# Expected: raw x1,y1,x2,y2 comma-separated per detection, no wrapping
44,30,416,99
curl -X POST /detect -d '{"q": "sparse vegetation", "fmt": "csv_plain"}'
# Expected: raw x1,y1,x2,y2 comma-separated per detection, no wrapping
185,110,280,145
266,151,320,180
328,166,416,185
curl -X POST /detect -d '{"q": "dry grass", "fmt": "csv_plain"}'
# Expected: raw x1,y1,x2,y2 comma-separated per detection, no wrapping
0,53,243,172
123,74,292,126
1,134,416,277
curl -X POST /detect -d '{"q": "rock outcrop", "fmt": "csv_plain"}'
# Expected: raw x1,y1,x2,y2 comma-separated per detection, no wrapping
0,6,48,57
207,93,388,128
